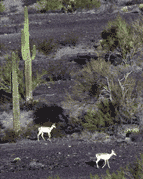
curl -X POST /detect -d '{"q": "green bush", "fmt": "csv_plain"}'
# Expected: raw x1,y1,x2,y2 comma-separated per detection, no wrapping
58,31,79,46
1,128,22,143
47,58,72,81
82,99,117,133
0,122,39,143
64,55,143,132
129,154,143,179
36,0,101,13
119,153,143,179
20,99,39,111
75,0,101,10
0,1,5,14
19,124,39,139
37,38,59,56
36,0,63,12
0,43,7,56
61,0,76,13
100,13,136,64
68,58,112,102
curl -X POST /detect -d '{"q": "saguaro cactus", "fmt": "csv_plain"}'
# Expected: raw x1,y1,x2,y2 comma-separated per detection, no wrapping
21,6,36,102
12,51,21,132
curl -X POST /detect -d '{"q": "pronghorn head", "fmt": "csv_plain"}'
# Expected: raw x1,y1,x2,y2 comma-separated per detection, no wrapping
111,150,116,156
52,123,56,128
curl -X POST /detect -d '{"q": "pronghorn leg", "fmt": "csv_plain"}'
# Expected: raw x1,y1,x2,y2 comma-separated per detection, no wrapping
48,132,51,141
107,160,110,168
41,132,45,141
102,160,106,168
37,131,41,141
96,159,100,168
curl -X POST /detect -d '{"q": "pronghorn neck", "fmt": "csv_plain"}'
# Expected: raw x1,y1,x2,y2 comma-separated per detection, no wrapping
50,125,55,130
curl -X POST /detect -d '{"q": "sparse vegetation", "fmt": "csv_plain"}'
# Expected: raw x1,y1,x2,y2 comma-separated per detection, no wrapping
100,12,142,65
36,0,64,13
36,0,101,13
0,0,5,13
75,0,101,10
58,31,79,47
121,6,128,12
0,50,53,101
0,0,143,178
36,38,59,56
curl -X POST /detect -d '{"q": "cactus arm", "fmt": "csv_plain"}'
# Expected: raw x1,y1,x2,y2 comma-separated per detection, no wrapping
31,44,36,60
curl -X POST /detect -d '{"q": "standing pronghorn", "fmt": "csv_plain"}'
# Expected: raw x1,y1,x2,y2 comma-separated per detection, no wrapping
96,150,117,168
37,123,56,141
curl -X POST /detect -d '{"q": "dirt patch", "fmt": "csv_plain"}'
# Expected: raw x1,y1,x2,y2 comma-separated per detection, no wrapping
0,138,143,179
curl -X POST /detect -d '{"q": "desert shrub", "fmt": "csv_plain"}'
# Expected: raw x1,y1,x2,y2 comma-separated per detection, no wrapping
64,117,83,134
0,110,36,142
101,25,120,52
37,38,59,56
68,58,112,102
0,43,7,56
1,128,22,143
36,0,63,13
0,111,36,142
58,32,79,47
90,168,126,179
19,123,39,139
20,99,39,111
36,0,101,13
0,52,24,100
0,1,5,14
64,55,143,131
0,89,12,104
100,13,142,65
47,58,73,81
0,110,34,131
0,123,38,143
101,168,125,179
121,6,128,12
81,99,118,133
61,0,76,13
0,111,13,130
124,154,143,179
75,0,101,10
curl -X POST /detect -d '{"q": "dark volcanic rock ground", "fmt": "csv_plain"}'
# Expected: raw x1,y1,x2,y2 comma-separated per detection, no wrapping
0,137,143,179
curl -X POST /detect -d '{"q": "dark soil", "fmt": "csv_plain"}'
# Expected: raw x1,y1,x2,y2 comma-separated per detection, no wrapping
0,137,143,179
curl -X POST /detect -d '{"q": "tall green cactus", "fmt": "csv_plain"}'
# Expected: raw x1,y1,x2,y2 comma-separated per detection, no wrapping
12,51,21,133
21,6,36,102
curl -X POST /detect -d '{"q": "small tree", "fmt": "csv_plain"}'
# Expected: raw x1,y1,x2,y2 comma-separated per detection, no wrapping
63,56,143,133
100,12,143,65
